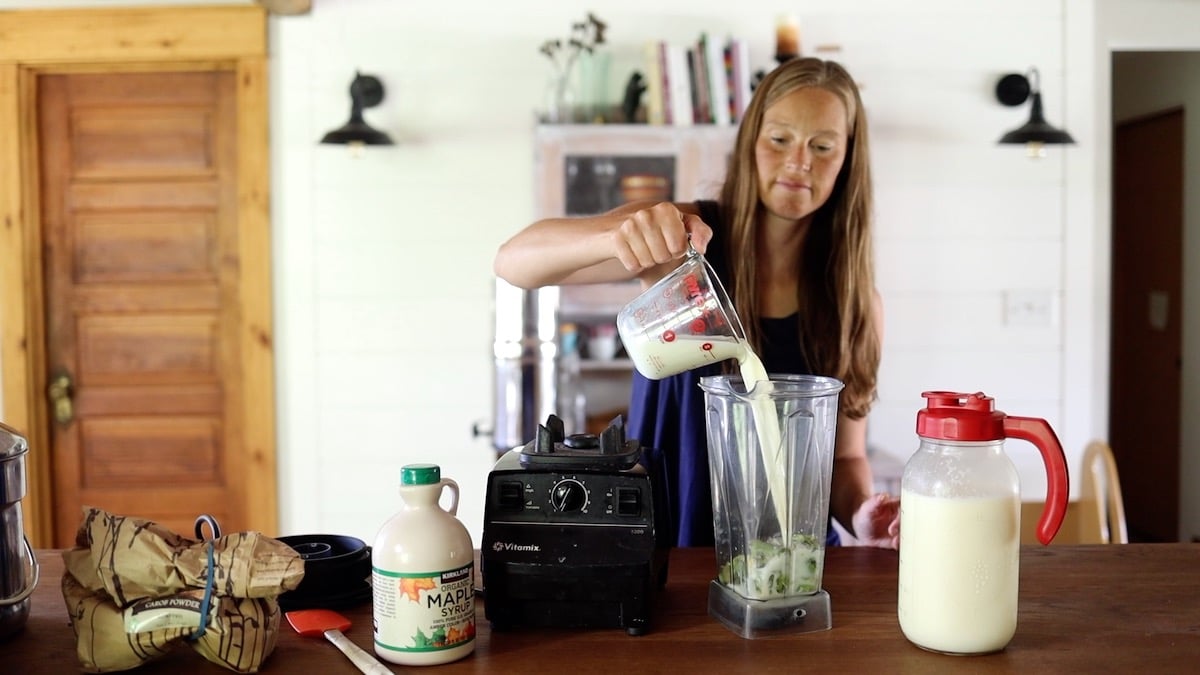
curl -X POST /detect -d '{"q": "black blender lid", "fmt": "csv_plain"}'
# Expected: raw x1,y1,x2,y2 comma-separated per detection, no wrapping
518,415,641,472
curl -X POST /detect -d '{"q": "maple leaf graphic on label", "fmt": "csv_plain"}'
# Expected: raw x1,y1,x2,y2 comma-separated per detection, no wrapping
399,576,437,602
444,621,476,645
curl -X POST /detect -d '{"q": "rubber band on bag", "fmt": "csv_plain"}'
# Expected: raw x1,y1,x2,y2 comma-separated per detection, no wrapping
188,514,221,641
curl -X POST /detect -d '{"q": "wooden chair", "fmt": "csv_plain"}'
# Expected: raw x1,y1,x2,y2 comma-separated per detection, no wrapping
1077,440,1129,544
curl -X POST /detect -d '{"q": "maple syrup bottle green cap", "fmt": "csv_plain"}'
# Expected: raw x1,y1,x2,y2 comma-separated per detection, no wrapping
402,463,440,486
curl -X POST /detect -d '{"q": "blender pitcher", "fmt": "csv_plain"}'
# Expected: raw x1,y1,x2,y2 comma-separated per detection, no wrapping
699,373,844,639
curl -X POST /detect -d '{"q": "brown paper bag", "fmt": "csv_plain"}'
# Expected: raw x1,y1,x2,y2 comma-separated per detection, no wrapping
61,507,306,673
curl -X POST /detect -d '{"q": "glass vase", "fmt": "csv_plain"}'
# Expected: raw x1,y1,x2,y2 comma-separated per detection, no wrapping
543,68,577,124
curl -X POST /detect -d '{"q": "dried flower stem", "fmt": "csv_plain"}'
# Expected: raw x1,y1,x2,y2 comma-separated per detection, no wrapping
539,13,607,78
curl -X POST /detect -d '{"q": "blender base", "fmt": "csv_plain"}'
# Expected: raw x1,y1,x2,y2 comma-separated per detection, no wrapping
707,580,832,639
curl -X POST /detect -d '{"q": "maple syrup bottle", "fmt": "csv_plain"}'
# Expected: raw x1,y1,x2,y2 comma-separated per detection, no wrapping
372,463,476,665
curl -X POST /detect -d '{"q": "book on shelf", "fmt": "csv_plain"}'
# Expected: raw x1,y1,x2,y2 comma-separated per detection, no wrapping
701,33,731,126
643,40,665,125
663,42,693,127
688,42,710,124
642,34,750,126
727,37,752,124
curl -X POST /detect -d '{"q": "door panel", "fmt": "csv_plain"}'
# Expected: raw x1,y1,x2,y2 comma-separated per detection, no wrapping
81,417,222,484
73,211,216,282
39,70,244,545
72,109,216,176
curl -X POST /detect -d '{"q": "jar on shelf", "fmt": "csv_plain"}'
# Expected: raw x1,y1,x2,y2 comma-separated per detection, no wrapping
619,174,670,203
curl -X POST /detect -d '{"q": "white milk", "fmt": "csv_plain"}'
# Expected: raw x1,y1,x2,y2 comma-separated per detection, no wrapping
897,490,1019,654
736,350,788,536
624,334,747,380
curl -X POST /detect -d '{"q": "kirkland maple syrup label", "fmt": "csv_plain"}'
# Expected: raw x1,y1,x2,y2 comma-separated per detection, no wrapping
372,563,476,654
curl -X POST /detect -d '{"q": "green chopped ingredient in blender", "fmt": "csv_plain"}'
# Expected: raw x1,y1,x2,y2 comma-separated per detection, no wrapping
718,535,824,599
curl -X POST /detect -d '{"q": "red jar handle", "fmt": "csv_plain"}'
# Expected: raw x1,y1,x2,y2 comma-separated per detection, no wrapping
1003,416,1070,545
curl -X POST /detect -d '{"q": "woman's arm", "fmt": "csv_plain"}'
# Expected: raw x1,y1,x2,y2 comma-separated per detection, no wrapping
830,287,900,548
493,201,710,289
831,415,901,549
830,414,874,532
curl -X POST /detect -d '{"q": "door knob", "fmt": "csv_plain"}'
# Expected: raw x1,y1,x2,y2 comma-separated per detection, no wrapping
47,371,74,426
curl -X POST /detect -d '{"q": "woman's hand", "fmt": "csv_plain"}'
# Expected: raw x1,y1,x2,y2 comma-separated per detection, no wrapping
850,492,900,549
611,202,711,275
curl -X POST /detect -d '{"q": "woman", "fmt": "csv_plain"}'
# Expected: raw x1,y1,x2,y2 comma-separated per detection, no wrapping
494,57,900,549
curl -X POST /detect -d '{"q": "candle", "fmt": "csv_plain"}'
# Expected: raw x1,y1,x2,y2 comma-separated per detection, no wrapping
775,14,801,59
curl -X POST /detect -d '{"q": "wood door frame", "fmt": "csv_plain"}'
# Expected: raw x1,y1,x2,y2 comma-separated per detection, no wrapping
0,5,275,547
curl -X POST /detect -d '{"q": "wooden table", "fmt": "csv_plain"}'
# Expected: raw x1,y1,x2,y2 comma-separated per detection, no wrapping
9,545,1199,673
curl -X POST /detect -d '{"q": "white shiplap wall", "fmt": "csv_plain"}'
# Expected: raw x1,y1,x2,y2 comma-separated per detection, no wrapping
5,0,1200,544
274,0,1078,546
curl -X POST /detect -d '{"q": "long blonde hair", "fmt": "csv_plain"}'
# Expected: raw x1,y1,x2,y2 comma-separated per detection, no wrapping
717,57,879,417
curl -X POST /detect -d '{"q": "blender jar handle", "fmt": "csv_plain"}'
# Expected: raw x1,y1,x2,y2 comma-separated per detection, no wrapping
1004,416,1070,545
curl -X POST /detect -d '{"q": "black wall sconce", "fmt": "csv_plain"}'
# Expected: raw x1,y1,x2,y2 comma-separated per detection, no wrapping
995,67,1074,158
320,71,394,146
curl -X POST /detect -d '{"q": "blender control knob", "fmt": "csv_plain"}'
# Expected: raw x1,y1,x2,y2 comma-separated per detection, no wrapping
550,479,587,512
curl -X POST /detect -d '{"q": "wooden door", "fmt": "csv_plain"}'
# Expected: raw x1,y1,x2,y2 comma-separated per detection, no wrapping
39,71,247,545
1110,109,1184,542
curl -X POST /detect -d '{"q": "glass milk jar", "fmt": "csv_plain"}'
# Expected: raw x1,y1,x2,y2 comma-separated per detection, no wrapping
897,391,1067,655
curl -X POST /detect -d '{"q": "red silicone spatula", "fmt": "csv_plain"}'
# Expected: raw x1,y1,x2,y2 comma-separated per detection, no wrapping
286,609,393,675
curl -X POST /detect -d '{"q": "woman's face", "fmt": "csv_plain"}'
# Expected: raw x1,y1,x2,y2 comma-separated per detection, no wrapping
754,86,849,225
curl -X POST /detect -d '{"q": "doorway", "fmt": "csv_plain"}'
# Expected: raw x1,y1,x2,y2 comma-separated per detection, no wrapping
0,6,276,547
1109,108,1183,542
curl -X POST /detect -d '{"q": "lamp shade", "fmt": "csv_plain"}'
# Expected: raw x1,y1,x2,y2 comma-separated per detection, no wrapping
995,69,1074,152
998,92,1075,145
321,72,394,146
320,116,394,145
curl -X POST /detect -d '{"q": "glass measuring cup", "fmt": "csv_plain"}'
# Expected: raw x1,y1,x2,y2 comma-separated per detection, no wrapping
616,247,747,380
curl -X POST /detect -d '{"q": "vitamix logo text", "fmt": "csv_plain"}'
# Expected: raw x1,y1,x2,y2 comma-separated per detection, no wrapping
491,541,541,553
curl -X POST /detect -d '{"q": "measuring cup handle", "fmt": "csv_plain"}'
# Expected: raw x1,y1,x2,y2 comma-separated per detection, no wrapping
1004,416,1070,545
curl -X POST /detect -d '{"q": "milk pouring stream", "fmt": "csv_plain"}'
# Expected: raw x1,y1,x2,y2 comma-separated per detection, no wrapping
373,464,475,665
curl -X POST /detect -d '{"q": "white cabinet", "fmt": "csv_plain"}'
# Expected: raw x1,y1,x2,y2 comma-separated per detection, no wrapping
532,124,737,433
534,124,739,218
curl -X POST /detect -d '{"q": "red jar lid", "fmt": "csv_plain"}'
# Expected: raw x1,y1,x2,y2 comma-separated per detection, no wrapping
916,391,1007,441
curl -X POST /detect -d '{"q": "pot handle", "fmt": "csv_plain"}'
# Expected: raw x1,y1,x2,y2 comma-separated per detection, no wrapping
0,536,39,606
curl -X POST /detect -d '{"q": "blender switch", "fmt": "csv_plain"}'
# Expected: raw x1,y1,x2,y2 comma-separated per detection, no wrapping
498,481,525,511
615,487,641,516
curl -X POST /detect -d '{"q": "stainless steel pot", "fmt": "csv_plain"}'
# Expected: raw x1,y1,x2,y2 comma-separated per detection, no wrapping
0,422,38,641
